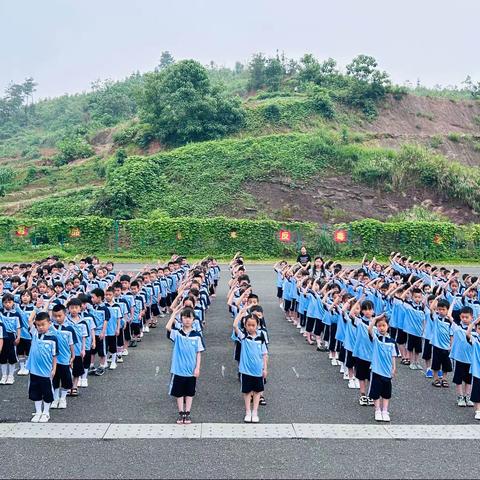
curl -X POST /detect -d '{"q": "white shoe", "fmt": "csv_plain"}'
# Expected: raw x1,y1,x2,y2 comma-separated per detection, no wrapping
348,379,356,389
416,363,423,370
77,378,84,387
475,410,480,420
382,411,391,422
466,396,474,407
109,363,117,370
251,414,260,423
244,412,252,423
107,357,112,363
374,410,383,422
354,378,360,389
5,375,14,385
340,365,345,374
38,413,50,423
117,356,124,363
17,367,29,376
50,399,59,409
31,413,42,423
122,350,129,356
145,326,150,333
140,332,144,338
58,398,67,409
331,358,338,366
300,328,305,334
409,363,416,370
279,304,284,310
343,372,350,380
457,396,467,407
81,378,88,388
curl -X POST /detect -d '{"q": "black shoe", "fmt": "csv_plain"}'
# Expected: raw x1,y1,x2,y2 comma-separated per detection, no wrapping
129,340,137,348
94,367,105,376
259,396,267,406
88,366,96,376
183,411,192,424
176,411,185,424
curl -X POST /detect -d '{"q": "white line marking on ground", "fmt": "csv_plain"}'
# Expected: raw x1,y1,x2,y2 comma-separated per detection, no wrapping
155,366,160,376
292,367,300,378
1,423,480,439
221,365,225,377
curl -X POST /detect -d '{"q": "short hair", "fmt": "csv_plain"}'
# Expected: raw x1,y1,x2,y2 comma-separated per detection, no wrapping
181,307,195,318
460,306,474,317
130,281,140,288
53,281,64,289
35,312,50,322
248,293,259,301
106,287,114,293
90,288,105,299
112,281,122,290
77,293,90,305
2,293,14,303
119,274,131,282
52,304,66,313
67,298,82,308
360,300,374,312
437,299,450,309
411,288,422,295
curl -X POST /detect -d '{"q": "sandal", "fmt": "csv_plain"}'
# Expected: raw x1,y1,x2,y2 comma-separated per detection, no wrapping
441,380,450,388
69,388,79,397
432,380,442,388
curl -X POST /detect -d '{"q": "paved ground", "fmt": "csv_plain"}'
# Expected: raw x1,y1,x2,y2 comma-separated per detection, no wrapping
1,264,480,479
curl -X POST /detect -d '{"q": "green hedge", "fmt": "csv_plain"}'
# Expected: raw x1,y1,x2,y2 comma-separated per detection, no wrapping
1,216,480,260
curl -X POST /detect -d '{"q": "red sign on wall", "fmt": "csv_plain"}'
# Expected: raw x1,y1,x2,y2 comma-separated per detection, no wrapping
279,230,291,243
334,229,348,244
15,226,28,237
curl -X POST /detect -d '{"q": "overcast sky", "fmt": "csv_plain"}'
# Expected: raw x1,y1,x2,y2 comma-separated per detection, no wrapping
0,0,478,99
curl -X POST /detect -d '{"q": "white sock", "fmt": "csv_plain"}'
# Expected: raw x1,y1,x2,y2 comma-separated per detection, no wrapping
60,389,68,400
111,353,117,364
19,360,26,370
7,364,15,375
43,403,51,415
34,401,43,414
82,370,88,380
54,388,60,401
1,364,7,376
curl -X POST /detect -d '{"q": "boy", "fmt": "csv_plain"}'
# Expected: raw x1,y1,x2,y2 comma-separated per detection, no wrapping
104,287,122,369
233,307,268,423
51,304,75,406
129,281,145,348
0,293,21,384
66,298,88,393
368,315,398,422
27,312,58,422
89,288,110,375
466,320,480,419
166,307,204,424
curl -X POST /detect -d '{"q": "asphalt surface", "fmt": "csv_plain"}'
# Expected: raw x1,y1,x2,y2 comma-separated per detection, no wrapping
1,263,480,479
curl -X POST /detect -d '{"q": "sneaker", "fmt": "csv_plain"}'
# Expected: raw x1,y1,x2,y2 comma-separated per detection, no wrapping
140,331,144,338
17,367,29,376
425,369,433,378
374,410,382,422
340,364,345,374
80,378,88,388
409,363,417,370
348,379,356,389
129,340,137,348
367,397,375,406
117,356,124,363
145,326,150,333
359,395,369,406
331,358,338,366
183,412,192,424
58,398,67,409
343,372,350,381
457,395,467,407
107,357,112,363
259,396,267,406
31,413,42,423
88,366,96,375
94,367,105,376
382,411,391,422
251,414,260,423
354,378,360,389
109,363,117,370
244,412,252,423
176,412,185,424
38,413,50,423
5,375,14,385
475,410,480,420
123,349,129,356
438,370,443,378
466,396,474,407
415,363,423,371
77,378,84,387
50,399,59,409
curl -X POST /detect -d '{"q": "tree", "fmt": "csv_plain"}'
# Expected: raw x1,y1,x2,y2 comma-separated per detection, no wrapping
156,51,175,71
298,54,321,84
247,53,267,90
0,167,14,197
234,61,244,75
264,57,285,91
139,60,245,146
0,77,37,124
346,55,389,87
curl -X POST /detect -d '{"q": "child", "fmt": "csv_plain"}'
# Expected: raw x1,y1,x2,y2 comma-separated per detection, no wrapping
450,306,474,407
66,298,88,393
27,312,58,422
233,307,268,423
368,315,398,422
129,281,145,348
0,293,21,384
17,290,35,375
89,288,110,375
104,287,122,370
166,307,204,424
466,319,480,420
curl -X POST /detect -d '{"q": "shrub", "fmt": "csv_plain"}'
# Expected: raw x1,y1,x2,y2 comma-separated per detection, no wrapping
53,136,94,166
307,86,335,119
447,132,461,142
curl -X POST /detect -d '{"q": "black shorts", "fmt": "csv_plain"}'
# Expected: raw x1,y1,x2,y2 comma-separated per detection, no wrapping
299,312,306,327
283,299,292,312
431,346,453,373
329,323,339,352
323,325,330,343
130,323,141,336
368,372,392,400
145,306,151,321
241,373,264,393
116,329,125,347
52,363,73,390
123,323,131,342
17,338,32,357
166,294,172,307
355,358,371,381
106,335,117,354
0,336,17,364
470,376,480,403
407,334,423,354
234,341,241,362
83,350,92,369
396,328,407,345
389,327,398,340
29,373,54,403
422,339,432,361
92,335,106,357
291,299,297,313
345,350,355,369
169,374,196,397
452,360,472,385
277,287,283,299
306,316,316,333
214,279,218,287
72,356,84,378
313,319,325,337
151,303,160,317
338,345,346,363
160,297,167,308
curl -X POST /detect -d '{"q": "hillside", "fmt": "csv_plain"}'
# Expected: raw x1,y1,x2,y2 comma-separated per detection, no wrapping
0,55,479,224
